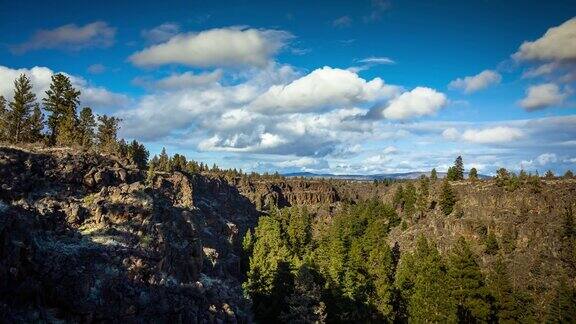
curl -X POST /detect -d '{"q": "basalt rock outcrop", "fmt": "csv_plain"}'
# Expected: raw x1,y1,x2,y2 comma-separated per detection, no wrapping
0,146,258,322
384,179,576,317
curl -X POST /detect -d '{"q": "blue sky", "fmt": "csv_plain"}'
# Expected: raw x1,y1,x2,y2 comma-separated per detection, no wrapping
1,0,575,175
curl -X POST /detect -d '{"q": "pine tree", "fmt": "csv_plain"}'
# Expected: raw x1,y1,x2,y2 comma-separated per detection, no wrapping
127,140,149,169
448,237,490,322
546,277,576,323
416,176,430,216
243,216,292,322
485,231,499,255
96,115,121,154
545,170,555,179
158,147,170,172
564,170,574,179
56,110,78,146
281,266,327,324
469,167,478,181
440,178,457,216
487,258,535,322
403,182,417,216
27,103,44,142
43,73,80,144
430,168,438,181
78,107,96,148
454,156,464,180
395,236,456,322
0,96,8,141
7,74,37,143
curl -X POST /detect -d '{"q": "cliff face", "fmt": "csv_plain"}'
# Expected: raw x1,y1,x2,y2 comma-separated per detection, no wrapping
0,147,258,322
384,179,576,316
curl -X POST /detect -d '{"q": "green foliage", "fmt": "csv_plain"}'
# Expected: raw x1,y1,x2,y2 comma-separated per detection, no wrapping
6,74,40,143
488,258,535,323
96,115,121,154
0,96,7,141
243,215,293,321
56,110,78,146
43,73,80,143
469,167,478,181
546,278,576,323
440,178,457,216
395,236,456,322
280,266,327,324
78,107,96,148
430,168,438,181
564,170,574,179
448,237,491,322
485,231,499,255
447,156,464,181
127,140,149,169
545,170,555,179
416,176,430,216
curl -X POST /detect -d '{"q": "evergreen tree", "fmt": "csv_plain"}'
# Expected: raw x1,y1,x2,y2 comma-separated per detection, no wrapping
430,168,438,181
43,73,80,143
27,103,44,142
454,156,464,180
158,147,170,172
495,168,510,187
416,176,430,216
127,140,149,169
487,258,535,322
0,96,8,141
564,170,574,179
78,107,96,148
545,170,555,179
469,167,478,181
440,178,457,216
403,182,417,216
448,237,490,322
56,110,78,146
96,115,121,154
395,236,456,322
546,278,576,323
243,216,292,321
393,185,405,210
7,74,37,143
281,266,327,324
447,166,456,181
485,231,499,255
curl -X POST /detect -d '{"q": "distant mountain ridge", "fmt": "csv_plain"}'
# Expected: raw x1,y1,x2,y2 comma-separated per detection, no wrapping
283,171,490,180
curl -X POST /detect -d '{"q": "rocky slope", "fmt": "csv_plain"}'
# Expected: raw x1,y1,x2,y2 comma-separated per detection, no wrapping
0,146,258,322
383,179,576,317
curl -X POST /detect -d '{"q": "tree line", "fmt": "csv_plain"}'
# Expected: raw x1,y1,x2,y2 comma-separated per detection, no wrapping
0,73,149,167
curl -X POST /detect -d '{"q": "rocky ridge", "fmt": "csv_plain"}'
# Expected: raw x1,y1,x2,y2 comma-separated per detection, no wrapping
0,146,258,322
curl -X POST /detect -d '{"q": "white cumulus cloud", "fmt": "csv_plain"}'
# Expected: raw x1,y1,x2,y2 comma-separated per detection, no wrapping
381,87,447,120
519,83,568,111
251,66,400,114
461,127,524,144
129,27,292,68
448,70,502,93
513,17,576,62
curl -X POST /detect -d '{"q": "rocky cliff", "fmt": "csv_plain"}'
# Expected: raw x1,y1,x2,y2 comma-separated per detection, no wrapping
0,146,258,322
382,179,576,316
